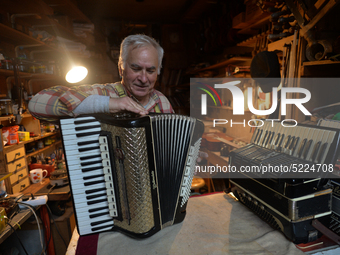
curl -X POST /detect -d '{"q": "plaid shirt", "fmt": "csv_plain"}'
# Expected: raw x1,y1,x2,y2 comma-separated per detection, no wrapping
29,82,174,122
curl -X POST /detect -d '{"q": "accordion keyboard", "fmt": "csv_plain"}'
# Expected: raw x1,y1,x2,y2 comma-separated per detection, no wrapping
231,121,338,180
60,117,116,235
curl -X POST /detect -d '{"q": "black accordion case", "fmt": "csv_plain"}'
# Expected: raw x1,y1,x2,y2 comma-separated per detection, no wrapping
59,113,204,238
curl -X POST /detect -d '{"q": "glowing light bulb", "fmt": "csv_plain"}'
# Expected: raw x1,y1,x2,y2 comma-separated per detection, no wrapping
65,66,88,83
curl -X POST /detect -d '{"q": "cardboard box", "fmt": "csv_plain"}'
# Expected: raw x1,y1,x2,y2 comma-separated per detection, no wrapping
18,131,30,141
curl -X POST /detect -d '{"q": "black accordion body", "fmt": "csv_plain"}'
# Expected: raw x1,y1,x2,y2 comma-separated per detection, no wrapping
229,120,340,243
59,113,204,238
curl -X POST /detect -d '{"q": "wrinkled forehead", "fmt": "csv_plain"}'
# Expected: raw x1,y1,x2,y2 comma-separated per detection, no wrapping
127,45,159,67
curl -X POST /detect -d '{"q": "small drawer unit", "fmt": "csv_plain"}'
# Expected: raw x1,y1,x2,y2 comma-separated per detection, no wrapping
4,146,30,194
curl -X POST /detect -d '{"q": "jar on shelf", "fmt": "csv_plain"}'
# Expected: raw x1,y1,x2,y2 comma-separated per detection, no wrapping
0,99,13,116
1,59,13,70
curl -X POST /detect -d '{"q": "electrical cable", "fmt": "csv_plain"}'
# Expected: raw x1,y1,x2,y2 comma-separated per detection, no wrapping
47,184,57,195
46,203,68,248
6,222,29,255
18,202,46,255
40,205,53,255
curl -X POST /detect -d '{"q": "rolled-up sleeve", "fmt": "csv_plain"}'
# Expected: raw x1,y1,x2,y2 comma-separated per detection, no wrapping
28,83,119,122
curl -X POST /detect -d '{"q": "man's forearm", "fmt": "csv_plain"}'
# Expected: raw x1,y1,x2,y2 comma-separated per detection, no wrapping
73,95,110,115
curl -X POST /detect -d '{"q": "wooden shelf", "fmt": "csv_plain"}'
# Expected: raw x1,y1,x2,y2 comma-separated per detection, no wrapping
191,57,252,74
0,69,65,82
237,16,270,35
26,140,62,158
3,132,59,154
0,115,16,122
0,23,48,48
44,0,92,23
16,14,90,46
300,60,340,77
267,35,295,52
302,60,340,66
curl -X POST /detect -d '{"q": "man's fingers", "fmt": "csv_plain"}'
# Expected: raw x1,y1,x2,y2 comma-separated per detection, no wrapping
109,97,148,115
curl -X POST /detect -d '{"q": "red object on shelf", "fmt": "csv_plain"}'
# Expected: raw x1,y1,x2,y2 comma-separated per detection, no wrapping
29,163,55,177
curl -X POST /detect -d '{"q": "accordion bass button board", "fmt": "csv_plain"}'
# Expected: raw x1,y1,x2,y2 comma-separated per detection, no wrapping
59,114,204,238
229,120,340,244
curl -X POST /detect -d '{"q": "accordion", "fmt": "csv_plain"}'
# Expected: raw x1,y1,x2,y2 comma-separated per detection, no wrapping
59,113,204,238
229,120,340,243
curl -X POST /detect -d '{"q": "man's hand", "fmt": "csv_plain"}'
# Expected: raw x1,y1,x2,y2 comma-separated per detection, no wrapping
109,97,148,115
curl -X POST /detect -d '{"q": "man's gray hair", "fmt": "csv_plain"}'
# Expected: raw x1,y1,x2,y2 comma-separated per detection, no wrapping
118,34,164,75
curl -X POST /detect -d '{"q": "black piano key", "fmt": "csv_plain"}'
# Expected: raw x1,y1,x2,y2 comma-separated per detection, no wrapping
274,133,281,146
291,137,300,154
261,131,268,146
80,154,101,161
268,132,275,145
303,139,313,159
263,131,271,146
85,187,107,195
75,124,101,131
83,174,105,181
311,141,321,162
284,135,291,149
84,180,105,186
289,136,296,150
256,130,263,144
91,219,113,228
87,198,107,205
74,119,99,125
277,134,285,151
78,140,98,146
77,131,101,138
89,211,110,219
253,129,261,144
317,143,328,163
298,138,307,158
91,219,113,226
91,225,114,232
79,146,100,153
82,166,103,173
81,160,103,167
88,206,108,213
86,192,107,200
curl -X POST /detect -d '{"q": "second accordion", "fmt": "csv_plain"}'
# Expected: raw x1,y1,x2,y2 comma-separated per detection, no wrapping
59,113,204,238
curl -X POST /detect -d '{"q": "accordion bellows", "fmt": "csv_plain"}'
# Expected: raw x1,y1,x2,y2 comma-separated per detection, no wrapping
60,113,204,238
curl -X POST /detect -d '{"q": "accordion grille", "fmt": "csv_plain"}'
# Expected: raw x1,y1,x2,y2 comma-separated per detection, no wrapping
102,123,155,233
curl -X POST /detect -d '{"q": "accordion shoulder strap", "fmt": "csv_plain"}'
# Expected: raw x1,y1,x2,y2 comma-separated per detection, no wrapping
115,83,161,113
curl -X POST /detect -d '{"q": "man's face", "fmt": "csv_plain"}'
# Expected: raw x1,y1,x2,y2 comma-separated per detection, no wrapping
121,45,159,104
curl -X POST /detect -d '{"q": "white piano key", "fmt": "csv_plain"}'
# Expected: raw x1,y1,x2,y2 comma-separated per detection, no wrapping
69,181,106,191
76,207,109,219
62,136,99,146
74,200,109,211
78,222,113,236
61,126,101,135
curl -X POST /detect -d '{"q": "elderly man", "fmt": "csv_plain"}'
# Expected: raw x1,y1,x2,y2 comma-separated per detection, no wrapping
28,34,174,121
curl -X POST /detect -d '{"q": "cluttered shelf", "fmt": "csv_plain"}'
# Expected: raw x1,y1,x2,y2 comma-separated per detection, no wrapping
3,132,59,154
189,57,252,74
0,23,51,49
15,14,91,47
0,203,41,245
26,140,62,158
